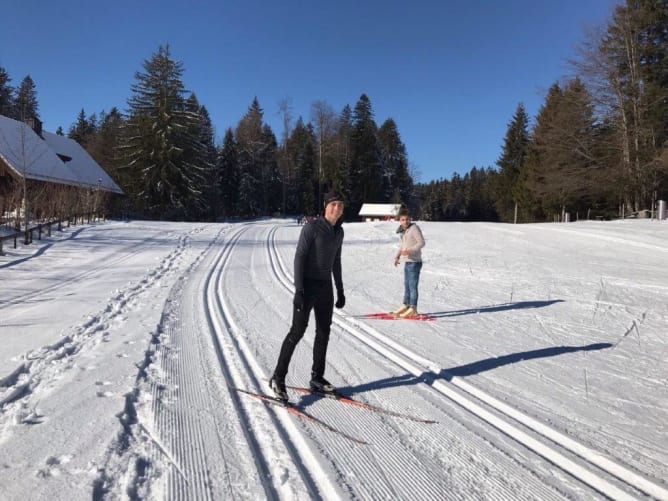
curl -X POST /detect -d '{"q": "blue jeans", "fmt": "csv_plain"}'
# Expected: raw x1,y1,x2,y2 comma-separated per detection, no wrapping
403,261,422,308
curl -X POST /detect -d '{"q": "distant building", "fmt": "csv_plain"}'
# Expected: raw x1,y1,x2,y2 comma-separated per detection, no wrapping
358,203,401,222
0,114,123,195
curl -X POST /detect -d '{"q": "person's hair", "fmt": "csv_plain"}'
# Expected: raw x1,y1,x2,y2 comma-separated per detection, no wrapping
398,206,410,218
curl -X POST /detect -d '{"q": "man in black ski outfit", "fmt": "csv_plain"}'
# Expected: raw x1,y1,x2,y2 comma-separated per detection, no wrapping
270,191,346,401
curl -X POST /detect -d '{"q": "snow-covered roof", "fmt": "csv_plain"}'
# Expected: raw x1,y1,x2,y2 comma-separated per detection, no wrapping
0,114,123,194
358,203,401,216
0,114,78,186
42,131,123,194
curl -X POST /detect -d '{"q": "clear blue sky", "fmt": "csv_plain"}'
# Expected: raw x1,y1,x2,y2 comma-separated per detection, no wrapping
1,0,619,182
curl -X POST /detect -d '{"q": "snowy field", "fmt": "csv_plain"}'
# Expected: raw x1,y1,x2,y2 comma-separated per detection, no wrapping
0,218,666,500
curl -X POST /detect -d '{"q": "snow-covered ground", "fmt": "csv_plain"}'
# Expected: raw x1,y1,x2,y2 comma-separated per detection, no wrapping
0,218,666,500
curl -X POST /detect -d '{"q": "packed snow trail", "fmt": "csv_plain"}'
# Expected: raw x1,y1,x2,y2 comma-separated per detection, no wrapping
267,223,668,500
203,221,638,499
0,218,666,500
101,219,667,499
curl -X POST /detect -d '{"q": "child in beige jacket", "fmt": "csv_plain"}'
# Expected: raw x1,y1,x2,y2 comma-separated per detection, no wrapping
392,207,425,318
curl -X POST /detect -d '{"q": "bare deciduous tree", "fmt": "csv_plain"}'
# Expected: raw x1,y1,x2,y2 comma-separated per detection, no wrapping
310,100,337,204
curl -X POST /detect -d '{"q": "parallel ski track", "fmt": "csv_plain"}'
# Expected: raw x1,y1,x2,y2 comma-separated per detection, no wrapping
203,223,345,500
266,223,668,501
149,225,227,501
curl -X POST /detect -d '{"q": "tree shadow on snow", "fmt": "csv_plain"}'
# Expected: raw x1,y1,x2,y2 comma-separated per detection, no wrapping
335,342,613,398
424,299,565,318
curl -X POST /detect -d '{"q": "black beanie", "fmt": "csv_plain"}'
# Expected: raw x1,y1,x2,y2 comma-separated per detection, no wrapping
323,191,344,208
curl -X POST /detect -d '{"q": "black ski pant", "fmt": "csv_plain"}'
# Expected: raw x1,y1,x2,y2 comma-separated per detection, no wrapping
274,279,334,380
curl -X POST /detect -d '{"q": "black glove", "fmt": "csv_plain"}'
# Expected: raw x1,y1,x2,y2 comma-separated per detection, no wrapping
293,289,304,311
335,290,345,309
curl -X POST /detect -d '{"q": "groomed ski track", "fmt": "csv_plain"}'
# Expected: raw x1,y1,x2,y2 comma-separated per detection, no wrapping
144,221,667,500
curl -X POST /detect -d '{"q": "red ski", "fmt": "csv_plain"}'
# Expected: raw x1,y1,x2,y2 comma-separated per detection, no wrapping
287,385,437,424
232,386,368,444
360,312,436,321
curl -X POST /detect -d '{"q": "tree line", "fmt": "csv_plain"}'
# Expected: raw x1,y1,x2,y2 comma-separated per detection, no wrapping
1,0,665,223
421,0,666,223
1,46,413,221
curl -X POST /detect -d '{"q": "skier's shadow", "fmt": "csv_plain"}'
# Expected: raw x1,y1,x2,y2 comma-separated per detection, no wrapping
424,299,565,318
332,342,613,399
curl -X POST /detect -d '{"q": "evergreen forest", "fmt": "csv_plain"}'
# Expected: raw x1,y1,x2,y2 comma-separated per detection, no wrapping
1,0,665,223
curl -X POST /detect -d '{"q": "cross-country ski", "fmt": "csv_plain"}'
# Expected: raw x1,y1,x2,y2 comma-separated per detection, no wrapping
232,386,369,445
287,385,438,424
358,312,436,321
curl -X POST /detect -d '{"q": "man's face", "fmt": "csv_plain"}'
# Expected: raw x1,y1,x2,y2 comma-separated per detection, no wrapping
399,215,411,229
325,201,344,221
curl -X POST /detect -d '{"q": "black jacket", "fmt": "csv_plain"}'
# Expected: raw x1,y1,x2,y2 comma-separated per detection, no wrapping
294,217,344,292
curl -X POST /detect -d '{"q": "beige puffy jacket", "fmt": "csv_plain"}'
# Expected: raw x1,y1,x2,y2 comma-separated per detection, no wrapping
399,223,425,262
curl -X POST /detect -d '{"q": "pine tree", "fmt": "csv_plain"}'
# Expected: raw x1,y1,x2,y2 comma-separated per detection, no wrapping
377,118,413,206
277,97,294,214
230,98,280,216
523,80,600,220
87,108,125,188
350,94,382,218
185,95,217,219
218,128,239,218
260,123,281,214
120,45,206,219
300,123,317,216
68,108,96,147
286,118,317,215
235,97,266,216
0,66,14,118
235,97,282,216
332,105,353,200
15,75,39,121
494,103,529,222
464,167,498,221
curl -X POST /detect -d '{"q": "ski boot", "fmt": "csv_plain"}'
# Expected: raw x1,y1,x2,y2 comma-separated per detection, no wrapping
399,306,417,319
391,304,409,316
269,376,288,404
310,374,337,396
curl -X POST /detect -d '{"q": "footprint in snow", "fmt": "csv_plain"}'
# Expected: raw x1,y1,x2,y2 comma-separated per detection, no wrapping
37,455,74,478
22,411,46,425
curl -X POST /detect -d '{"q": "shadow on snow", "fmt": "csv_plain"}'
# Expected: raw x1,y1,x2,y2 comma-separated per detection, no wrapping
423,299,565,318
333,342,613,399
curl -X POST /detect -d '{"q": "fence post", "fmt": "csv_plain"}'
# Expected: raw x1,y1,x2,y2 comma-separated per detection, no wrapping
38,224,42,240
0,237,3,256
